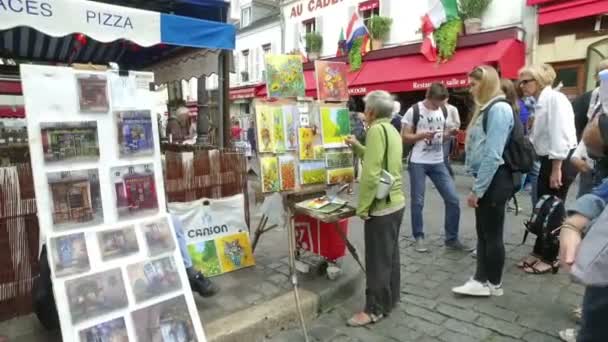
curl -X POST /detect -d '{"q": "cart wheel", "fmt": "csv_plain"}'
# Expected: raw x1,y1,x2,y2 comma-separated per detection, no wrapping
318,260,329,276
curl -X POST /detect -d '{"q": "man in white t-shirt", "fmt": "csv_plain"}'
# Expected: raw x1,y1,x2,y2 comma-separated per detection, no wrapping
401,83,466,253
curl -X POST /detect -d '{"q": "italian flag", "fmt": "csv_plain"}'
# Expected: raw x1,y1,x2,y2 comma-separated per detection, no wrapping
420,0,459,62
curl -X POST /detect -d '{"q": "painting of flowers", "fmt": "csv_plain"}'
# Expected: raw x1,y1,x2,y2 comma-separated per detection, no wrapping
300,161,326,185
265,54,306,98
261,156,280,193
255,104,275,153
279,155,297,191
299,128,314,160
272,107,286,152
315,61,349,102
327,167,355,185
320,107,351,147
283,105,299,151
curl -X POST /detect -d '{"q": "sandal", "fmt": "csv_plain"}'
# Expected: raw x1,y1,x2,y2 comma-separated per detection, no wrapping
517,256,539,268
346,312,383,327
523,260,559,275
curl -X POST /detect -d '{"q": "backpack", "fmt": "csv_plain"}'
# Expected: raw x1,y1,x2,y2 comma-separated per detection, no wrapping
523,195,565,273
32,244,60,331
404,103,448,158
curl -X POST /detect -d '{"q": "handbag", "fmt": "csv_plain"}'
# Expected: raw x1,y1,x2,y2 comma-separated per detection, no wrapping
376,124,396,200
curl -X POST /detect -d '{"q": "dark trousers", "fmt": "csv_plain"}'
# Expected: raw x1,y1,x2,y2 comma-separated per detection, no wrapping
474,166,513,285
579,286,608,342
533,153,577,261
364,208,404,316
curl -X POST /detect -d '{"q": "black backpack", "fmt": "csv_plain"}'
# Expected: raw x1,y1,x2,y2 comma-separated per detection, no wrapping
404,103,448,158
523,195,565,273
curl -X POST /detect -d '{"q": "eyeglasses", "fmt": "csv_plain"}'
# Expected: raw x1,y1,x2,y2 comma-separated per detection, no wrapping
519,79,535,85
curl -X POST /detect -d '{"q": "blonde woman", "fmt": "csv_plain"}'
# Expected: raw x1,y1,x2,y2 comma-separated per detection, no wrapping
452,66,515,296
518,64,578,274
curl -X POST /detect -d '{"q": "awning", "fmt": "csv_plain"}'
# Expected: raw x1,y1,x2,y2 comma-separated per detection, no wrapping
536,0,608,25
148,49,221,85
254,39,525,98
0,106,25,119
0,0,235,50
230,84,264,100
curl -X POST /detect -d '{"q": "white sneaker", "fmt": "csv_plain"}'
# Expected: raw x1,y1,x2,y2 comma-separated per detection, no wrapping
415,238,429,253
452,279,491,297
488,282,504,297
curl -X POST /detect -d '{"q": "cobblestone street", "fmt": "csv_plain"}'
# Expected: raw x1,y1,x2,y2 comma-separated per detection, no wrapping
269,168,583,342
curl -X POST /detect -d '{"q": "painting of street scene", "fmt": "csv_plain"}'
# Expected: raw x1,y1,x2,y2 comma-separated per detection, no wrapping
97,226,139,261
40,121,99,163
111,164,158,220
77,73,109,113
141,217,176,256
65,268,128,324
116,110,155,157
127,256,182,303
49,232,90,278
78,316,129,342
131,295,198,342
47,169,103,230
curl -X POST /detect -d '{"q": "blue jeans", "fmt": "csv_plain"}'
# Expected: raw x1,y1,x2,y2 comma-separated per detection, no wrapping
526,160,541,208
408,162,460,242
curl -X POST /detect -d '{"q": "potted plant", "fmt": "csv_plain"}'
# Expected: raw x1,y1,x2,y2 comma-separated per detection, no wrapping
459,0,492,34
369,16,393,50
305,32,323,60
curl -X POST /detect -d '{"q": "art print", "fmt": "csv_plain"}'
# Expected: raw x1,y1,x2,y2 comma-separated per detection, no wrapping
315,61,349,102
141,217,176,256
65,268,128,324
255,104,275,153
278,155,297,191
40,121,99,163
216,232,255,273
265,54,305,98
127,256,182,303
111,164,159,219
260,156,279,193
187,240,221,277
272,107,286,152
79,317,129,342
298,128,314,160
76,74,109,113
327,167,355,185
131,295,197,342
282,105,299,151
47,169,103,230
97,226,139,261
320,107,351,147
299,161,326,185
116,110,154,157
325,151,353,169
50,232,90,278
313,146,325,160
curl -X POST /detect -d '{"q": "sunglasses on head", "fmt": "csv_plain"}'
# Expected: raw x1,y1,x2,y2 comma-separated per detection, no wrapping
519,79,535,85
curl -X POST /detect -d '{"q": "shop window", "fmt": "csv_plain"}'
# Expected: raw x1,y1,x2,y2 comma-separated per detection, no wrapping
240,103,250,115
551,60,585,100
359,0,380,30
241,7,251,27
303,18,316,34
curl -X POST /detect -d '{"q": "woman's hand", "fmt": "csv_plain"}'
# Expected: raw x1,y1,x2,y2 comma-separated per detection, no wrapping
550,168,563,189
559,227,582,271
345,135,357,147
467,192,479,208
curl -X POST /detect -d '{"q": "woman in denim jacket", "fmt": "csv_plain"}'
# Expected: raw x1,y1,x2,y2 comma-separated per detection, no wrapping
452,66,515,297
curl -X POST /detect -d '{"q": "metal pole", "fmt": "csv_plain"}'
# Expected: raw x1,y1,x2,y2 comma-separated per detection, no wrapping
219,50,231,148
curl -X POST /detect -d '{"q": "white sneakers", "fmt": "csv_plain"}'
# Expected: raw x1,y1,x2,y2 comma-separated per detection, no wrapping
451,278,503,297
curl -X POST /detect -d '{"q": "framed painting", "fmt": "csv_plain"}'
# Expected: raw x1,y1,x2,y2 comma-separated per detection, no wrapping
315,61,349,102
320,107,351,147
265,54,305,98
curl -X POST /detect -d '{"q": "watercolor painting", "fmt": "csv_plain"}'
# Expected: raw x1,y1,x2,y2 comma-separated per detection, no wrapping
127,256,182,303
216,232,255,273
261,156,280,193
265,54,305,98
272,106,286,152
187,240,221,277
255,104,275,153
97,226,139,261
79,317,129,342
315,61,349,102
76,74,109,113
279,155,297,191
283,105,299,150
111,164,158,220
300,161,326,185
313,146,325,160
49,232,90,278
320,107,351,146
298,128,314,160
40,121,99,163
141,217,176,257
325,151,353,169
327,167,355,185
131,295,197,342
116,110,154,157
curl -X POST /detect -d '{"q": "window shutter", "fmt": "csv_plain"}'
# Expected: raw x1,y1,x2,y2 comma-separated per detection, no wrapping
234,53,240,83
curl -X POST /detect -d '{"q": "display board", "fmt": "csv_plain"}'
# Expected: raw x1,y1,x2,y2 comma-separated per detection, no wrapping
167,195,255,277
21,65,207,342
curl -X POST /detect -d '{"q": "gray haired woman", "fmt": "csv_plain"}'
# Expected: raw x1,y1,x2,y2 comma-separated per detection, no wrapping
345,90,405,326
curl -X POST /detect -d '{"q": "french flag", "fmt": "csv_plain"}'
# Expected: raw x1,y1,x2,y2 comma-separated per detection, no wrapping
345,13,370,52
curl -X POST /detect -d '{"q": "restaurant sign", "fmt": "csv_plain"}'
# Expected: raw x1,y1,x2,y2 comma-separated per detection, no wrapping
285,0,354,21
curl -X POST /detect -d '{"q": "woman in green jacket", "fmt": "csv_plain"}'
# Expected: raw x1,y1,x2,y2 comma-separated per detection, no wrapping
345,90,406,326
